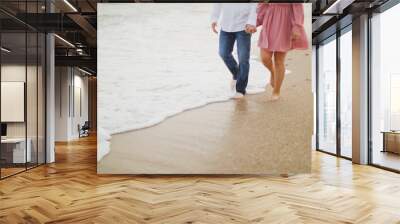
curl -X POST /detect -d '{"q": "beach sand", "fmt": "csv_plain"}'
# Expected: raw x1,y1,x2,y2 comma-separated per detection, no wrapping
98,50,313,174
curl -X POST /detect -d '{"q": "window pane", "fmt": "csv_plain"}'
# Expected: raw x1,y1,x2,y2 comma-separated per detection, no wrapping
340,29,352,158
371,4,400,171
27,31,38,169
1,31,27,177
318,37,337,154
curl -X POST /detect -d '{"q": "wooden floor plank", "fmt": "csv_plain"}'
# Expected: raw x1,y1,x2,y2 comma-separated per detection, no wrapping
1,135,400,223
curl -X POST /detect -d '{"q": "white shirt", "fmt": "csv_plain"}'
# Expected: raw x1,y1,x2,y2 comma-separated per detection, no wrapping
210,3,257,33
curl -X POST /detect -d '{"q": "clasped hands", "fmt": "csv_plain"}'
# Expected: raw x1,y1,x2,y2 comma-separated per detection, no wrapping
211,22,257,34
245,24,257,34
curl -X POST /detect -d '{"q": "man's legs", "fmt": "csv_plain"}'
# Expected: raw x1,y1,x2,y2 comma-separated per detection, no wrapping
235,31,251,95
219,30,238,80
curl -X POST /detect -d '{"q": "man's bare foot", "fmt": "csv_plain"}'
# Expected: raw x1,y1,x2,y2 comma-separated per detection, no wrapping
232,92,244,99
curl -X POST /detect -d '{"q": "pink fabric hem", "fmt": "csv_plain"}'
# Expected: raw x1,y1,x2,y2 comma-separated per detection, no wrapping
256,3,309,52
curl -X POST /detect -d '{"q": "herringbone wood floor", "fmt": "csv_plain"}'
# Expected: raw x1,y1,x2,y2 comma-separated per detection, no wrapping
1,135,400,224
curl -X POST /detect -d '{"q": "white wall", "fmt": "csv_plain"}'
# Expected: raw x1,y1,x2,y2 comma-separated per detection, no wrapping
1,66,26,137
1,65,42,137
55,66,70,141
71,73,89,138
55,67,89,141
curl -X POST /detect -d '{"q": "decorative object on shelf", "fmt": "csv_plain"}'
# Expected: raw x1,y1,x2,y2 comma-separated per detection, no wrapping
381,131,400,154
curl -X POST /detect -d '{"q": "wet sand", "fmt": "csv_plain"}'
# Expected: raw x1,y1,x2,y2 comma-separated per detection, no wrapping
98,50,313,174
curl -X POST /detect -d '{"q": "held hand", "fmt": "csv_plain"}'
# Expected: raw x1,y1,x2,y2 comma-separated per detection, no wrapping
211,22,218,34
291,31,300,40
245,24,257,34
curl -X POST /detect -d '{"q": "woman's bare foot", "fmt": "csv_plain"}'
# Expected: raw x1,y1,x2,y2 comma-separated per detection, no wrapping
268,89,280,101
270,93,280,101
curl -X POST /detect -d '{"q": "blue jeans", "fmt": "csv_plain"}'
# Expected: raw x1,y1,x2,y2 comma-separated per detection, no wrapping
219,30,251,94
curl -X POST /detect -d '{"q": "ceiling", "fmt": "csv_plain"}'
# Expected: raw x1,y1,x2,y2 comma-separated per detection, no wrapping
0,0,98,73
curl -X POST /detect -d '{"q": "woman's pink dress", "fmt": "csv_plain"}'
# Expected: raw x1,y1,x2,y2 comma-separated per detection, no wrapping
257,3,309,52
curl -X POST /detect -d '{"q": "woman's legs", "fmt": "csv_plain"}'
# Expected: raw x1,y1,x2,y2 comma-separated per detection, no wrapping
271,51,287,100
260,48,275,88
